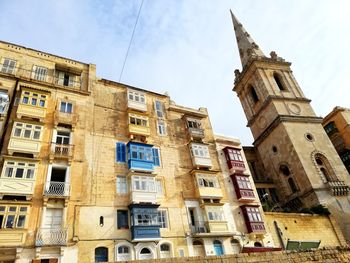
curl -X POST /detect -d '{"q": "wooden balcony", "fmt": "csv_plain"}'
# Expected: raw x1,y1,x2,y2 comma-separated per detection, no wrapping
198,187,223,199
0,230,26,246
16,104,46,122
207,221,229,233
36,228,67,246
43,181,70,198
191,156,212,168
188,127,205,140
8,138,41,157
130,190,157,204
54,110,77,130
227,160,245,173
50,143,74,162
127,100,147,112
190,221,231,236
0,178,35,199
128,124,150,137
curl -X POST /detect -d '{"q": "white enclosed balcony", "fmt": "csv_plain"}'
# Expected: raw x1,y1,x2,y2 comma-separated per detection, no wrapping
44,181,70,198
0,178,35,199
189,143,212,168
130,175,157,204
36,228,67,246
127,90,147,112
130,190,157,204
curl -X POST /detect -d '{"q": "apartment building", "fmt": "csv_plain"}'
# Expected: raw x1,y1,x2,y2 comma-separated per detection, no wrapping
0,41,278,263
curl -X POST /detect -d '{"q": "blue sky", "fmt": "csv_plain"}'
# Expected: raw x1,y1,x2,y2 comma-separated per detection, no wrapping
1,0,349,145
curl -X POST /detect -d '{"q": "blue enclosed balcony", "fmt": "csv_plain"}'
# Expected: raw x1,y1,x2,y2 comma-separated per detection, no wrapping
129,204,161,241
127,142,154,172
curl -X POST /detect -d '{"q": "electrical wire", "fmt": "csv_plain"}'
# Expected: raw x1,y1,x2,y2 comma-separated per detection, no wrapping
118,0,145,82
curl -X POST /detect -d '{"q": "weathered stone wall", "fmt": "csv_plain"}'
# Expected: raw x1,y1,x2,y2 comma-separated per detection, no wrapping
108,246,350,263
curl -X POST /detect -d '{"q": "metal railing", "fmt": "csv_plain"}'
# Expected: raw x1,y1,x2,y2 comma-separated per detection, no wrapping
44,181,70,197
190,221,208,234
0,63,82,89
50,143,74,158
36,228,68,246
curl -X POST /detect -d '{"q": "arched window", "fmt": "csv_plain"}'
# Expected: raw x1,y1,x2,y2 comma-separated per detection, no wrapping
140,248,151,254
95,247,108,263
193,240,203,246
99,216,104,227
254,242,262,247
250,85,259,104
314,153,338,182
116,244,132,261
231,239,241,254
160,244,170,251
213,240,224,256
279,164,290,176
273,73,286,91
288,178,298,193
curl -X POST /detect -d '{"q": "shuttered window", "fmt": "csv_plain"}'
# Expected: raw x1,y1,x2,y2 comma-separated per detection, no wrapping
116,142,126,163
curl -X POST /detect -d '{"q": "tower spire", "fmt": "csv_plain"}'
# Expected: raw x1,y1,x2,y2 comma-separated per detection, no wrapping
230,10,266,68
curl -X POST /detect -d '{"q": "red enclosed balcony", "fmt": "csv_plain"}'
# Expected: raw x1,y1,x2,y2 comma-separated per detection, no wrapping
223,147,245,173
240,205,265,234
230,174,255,202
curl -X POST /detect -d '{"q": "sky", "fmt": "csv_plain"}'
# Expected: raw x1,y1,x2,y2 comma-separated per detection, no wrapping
0,0,349,145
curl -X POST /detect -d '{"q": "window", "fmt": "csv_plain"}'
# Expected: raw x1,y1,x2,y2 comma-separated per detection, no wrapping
95,247,108,263
191,144,209,158
314,154,337,182
1,58,16,74
236,176,252,189
187,119,201,129
116,142,126,163
129,114,149,127
129,144,153,162
60,101,73,113
156,179,164,197
1,160,36,179
207,207,224,221
132,176,155,192
279,164,290,176
140,248,151,254
273,73,286,91
160,244,170,251
118,246,130,254
116,176,127,194
128,90,145,104
157,210,168,228
225,148,243,162
0,205,28,229
157,120,166,135
117,210,129,229
155,101,164,118
12,122,43,140
250,85,259,103
33,66,48,81
152,148,160,166
133,208,158,226
197,175,219,188
57,71,75,87
288,178,298,193
0,92,9,114
245,207,263,222
20,90,47,108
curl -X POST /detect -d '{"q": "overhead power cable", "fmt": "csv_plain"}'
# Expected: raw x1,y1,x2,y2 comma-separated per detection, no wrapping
118,0,144,82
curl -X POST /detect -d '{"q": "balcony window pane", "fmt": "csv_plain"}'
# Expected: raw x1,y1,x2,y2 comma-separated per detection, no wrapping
33,131,40,140
17,215,26,228
9,207,16,212
39,100,45,107
14,128,21,137
66,103,72,113
19,207,27,212
5,215,15,228
31,98,37,106
4,167,13,177
15,168,24,178
24,129,31,138
26,169,35,179
0,206,5,212
22,97,29,104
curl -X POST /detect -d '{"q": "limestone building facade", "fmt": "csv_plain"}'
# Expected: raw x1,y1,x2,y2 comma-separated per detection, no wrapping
323,107,350,173
230,11,350,242
0,40,278,263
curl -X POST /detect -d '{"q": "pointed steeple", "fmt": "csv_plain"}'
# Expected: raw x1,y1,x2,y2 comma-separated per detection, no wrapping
230,10,266,68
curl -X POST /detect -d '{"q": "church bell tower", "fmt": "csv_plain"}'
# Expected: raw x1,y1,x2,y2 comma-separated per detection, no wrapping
230,10,350,241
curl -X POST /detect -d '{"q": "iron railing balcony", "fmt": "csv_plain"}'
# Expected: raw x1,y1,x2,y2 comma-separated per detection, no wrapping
44,181,70,198
188,127,205,139
327,181,349,196
190,221,208,234
50,143,74,160
36,228,68,246
0,63,82,89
